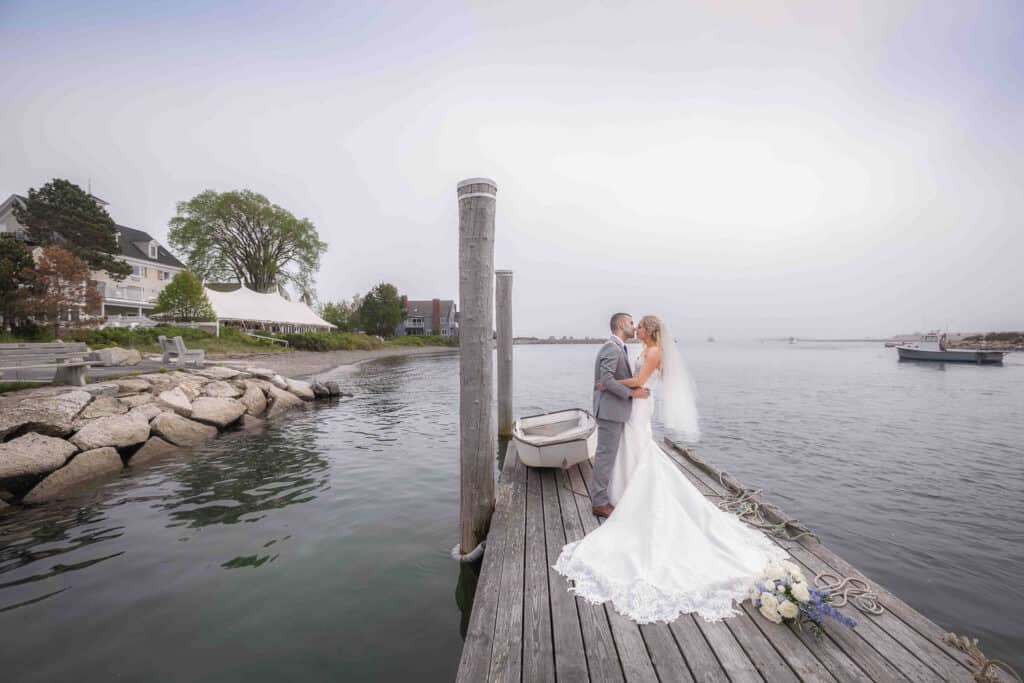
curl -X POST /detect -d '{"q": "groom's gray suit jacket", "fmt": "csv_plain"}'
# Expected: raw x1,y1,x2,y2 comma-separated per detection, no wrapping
593,340,633,422
590,339,633,507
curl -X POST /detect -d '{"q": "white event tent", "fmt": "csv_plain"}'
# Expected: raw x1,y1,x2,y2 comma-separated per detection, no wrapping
204,286,335,334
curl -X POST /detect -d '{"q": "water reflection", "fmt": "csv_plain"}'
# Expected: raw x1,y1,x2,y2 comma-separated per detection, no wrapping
162,428,331,529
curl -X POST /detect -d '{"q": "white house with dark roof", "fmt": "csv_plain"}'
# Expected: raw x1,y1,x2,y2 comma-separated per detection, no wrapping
0,193,186,317
395,296,458,337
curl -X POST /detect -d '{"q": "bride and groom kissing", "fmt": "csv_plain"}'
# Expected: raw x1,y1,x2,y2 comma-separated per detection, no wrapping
553,313,788,624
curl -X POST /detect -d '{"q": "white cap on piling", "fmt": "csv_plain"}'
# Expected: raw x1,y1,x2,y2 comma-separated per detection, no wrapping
457,177,497,190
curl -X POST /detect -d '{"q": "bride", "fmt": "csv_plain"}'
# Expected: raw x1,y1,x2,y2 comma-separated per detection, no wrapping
554,315,787,623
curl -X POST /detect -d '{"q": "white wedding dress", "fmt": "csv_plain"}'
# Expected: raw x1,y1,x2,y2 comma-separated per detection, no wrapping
554,352,787,624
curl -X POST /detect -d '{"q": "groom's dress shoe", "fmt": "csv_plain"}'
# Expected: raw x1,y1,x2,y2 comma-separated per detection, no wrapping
592,504,615,518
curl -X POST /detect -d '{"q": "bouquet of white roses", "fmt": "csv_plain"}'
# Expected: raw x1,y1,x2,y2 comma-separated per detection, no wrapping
750,559,856,637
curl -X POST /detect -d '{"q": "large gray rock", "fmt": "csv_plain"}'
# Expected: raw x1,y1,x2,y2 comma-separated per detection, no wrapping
244,378,275,393
128,436,178,466
130,403,165,422
0,390,93,439
170,371,210,386
270,374,288,390
192,366,243,380
79,396,129,420
202,380,243,399
245,367,277,380
91,347,142,367
239,382,267,416
190,397,246,428
311,381,330,399
114,378,152,394
22,447,124,504
119,393,154,409
71,413,150,451
80,382,120,397
265,385,304,419
135,373,178,390
285,378,315,401
325,381,342,396
157,387,193,417
150,412,218,447
0,433,78,479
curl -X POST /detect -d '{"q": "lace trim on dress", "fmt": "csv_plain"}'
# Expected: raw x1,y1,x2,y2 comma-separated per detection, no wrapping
553,539,789,624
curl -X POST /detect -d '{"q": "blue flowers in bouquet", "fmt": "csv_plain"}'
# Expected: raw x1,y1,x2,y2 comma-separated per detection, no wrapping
750,559,857,637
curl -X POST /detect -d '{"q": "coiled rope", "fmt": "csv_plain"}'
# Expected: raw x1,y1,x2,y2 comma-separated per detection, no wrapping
813,571,884,615
714,470,819,542
944,633,1022,683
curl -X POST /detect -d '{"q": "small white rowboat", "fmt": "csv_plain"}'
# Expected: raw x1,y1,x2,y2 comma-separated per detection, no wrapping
513,409,598,469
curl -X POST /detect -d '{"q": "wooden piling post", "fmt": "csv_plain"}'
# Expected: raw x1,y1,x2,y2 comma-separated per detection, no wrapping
496,270,514,437
458,177,497,555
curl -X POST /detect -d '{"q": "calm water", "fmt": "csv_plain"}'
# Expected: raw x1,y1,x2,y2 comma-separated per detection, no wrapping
1,342,1021,679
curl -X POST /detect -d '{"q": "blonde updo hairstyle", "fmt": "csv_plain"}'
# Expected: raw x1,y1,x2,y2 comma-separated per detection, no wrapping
639,315,663,346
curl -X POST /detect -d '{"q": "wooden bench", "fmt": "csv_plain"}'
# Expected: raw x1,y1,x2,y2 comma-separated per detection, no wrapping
0,342,92,386
158,335,205,369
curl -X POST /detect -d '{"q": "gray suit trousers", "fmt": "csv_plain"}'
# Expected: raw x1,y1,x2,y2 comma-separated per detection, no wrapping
591,417,624,507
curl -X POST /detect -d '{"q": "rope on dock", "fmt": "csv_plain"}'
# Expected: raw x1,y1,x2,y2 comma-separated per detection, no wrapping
812,571,884,615
451,541,485,563
944,632,1023,682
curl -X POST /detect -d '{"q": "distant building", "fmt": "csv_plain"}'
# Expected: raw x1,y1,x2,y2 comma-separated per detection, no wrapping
395,296,458,337
0,193,186,318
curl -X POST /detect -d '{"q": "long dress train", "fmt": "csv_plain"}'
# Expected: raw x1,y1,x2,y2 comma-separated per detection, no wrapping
554,359,787,623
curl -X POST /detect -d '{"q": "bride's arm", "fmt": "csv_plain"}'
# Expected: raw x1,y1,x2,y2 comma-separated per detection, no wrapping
629,347,661,387
598,348,661,390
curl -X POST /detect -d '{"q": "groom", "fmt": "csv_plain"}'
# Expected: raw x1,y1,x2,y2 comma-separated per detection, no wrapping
590,313,650,518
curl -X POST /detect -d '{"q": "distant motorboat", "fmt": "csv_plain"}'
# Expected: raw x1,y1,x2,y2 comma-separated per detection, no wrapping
896,333,1005,364
513,409,597,469
707,336,716,343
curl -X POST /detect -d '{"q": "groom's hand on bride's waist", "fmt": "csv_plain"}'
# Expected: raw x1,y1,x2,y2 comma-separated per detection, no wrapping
596,382,649,399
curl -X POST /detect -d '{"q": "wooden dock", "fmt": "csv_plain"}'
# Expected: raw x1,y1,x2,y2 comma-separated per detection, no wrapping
457,440,1000,682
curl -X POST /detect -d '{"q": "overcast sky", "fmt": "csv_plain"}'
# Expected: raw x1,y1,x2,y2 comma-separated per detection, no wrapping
2,1,1021,338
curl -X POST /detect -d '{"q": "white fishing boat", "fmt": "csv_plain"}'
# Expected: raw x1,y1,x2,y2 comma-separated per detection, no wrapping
896,333,1005,364
512,409,598,469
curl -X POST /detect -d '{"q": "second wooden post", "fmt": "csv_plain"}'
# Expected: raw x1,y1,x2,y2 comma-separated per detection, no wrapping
496,269,514,437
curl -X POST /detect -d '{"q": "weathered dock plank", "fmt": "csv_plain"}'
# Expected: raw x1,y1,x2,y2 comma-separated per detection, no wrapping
456,445,514,683
488,447,527,683
524,465,555,682
540,468,589,682
458,441,986,682
555,467,625,683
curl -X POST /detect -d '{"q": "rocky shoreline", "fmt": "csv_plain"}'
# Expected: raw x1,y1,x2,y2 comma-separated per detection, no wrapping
0,366,346,510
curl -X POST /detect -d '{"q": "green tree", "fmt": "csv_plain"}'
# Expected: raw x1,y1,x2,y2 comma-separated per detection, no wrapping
357,283,403,337
319,294,363,332
154,271,215,322
13,179,131,280
0,239,35,330
168,190,327,300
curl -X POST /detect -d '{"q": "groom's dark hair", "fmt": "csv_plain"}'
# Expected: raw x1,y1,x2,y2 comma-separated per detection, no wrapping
610,312,631,333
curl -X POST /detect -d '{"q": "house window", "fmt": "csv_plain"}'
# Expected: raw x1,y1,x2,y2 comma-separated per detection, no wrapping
131,265,147,277
149,242,158,259
158,270,172,281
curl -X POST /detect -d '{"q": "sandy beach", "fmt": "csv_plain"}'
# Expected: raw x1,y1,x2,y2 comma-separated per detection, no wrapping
220,345,457,380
